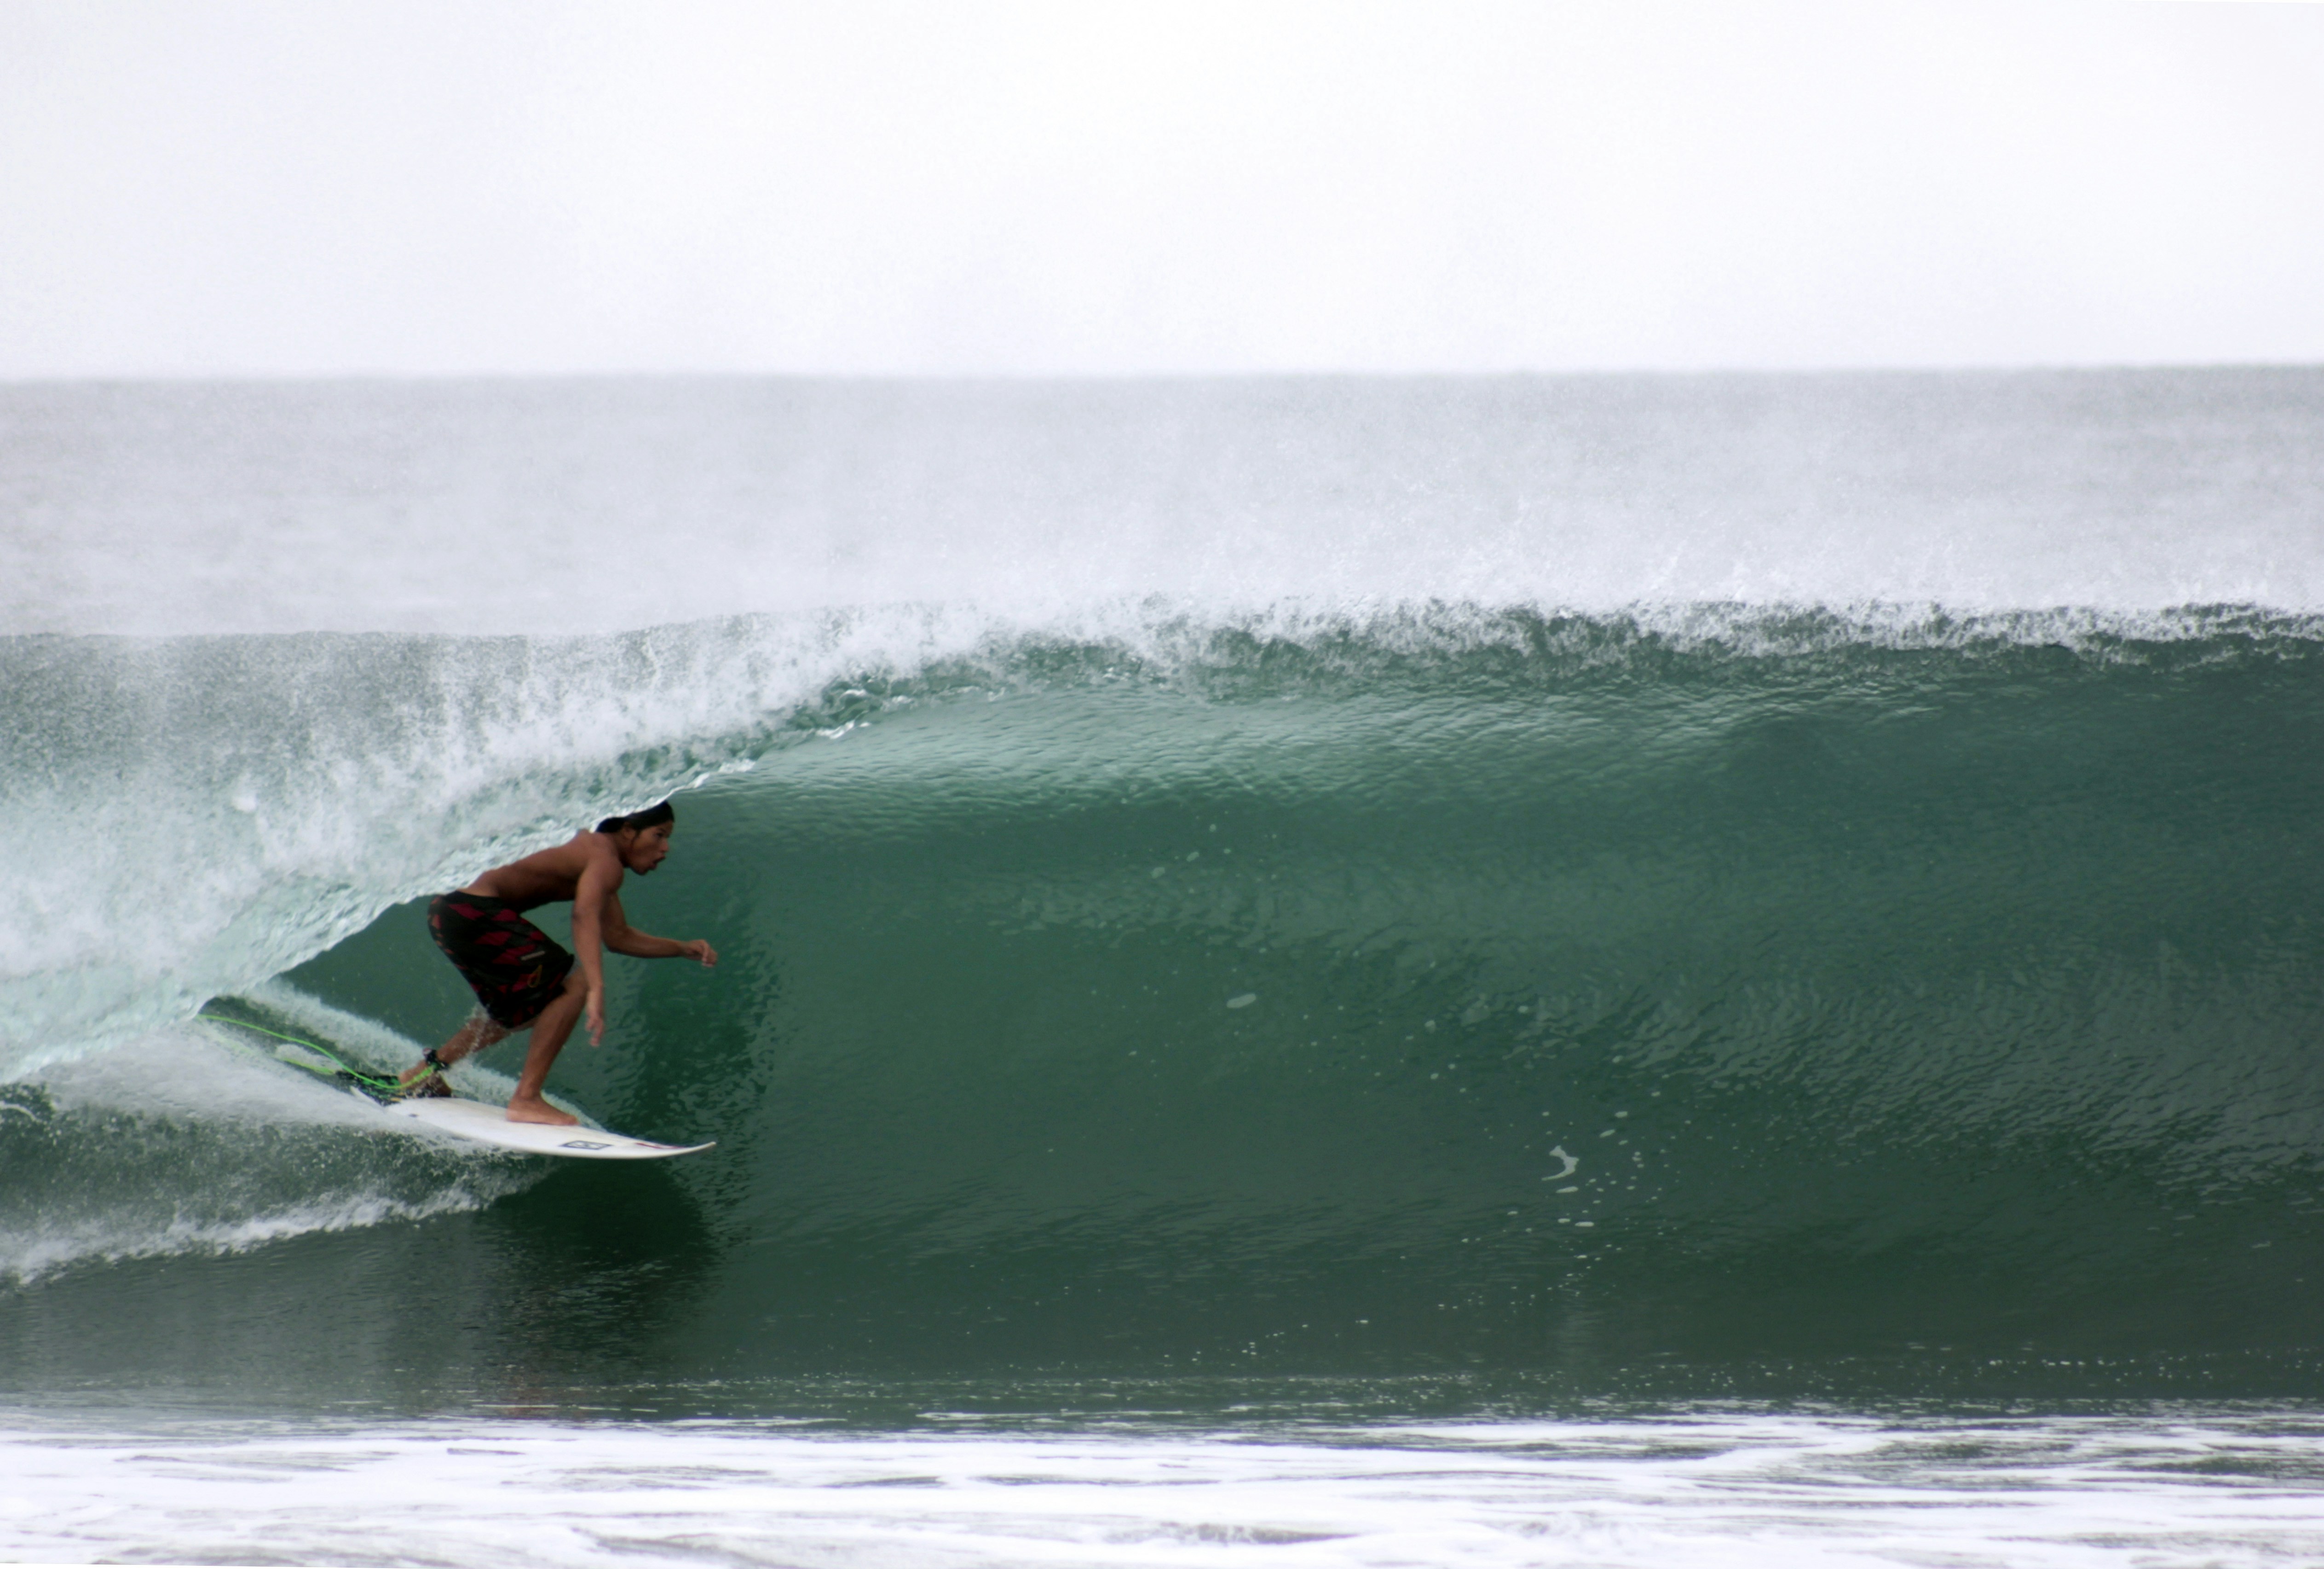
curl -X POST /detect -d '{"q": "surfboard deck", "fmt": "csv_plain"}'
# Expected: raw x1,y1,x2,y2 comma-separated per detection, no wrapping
381,1093,714,1159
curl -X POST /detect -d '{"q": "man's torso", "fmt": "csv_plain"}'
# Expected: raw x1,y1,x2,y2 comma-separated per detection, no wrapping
460,833,619,908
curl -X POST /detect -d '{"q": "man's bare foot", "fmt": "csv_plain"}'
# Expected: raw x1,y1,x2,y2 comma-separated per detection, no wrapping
505,1095,578,1126
398,1061,451,1096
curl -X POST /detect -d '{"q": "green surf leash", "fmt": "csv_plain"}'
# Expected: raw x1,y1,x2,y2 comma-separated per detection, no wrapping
196,1007,416,1095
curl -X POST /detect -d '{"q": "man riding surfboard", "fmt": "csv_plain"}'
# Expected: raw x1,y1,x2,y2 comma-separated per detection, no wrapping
401,801,718,1125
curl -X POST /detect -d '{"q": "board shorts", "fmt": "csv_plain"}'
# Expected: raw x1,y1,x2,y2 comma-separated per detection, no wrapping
427,894,576,1030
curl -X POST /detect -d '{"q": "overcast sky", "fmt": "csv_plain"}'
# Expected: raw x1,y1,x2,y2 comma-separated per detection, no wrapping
2,1,2318,378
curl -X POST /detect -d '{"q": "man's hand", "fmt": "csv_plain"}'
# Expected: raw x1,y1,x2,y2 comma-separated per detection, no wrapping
587,986,606,1046
685,939,719,967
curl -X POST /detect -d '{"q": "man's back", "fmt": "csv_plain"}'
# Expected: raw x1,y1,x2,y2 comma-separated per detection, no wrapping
462,833,621,908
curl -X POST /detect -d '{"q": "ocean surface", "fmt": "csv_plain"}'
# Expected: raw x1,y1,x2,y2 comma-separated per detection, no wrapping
4,369,2324,1565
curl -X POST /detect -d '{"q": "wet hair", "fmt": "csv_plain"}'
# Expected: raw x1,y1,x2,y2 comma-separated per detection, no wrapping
595,800,675,835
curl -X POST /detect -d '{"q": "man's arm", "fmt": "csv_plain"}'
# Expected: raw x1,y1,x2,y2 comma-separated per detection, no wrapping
571,846,623,1046
603,894,719,967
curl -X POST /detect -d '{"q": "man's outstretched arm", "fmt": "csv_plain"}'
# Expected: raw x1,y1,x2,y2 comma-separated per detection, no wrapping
603,894,719,966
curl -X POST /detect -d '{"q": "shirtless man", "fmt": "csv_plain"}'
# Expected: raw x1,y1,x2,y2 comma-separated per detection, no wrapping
401,801,718,1124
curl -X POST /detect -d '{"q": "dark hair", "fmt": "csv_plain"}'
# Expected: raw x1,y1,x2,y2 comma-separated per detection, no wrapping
595,800,675,835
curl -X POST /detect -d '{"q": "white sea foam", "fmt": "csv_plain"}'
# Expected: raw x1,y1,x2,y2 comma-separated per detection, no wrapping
0,1015,539,1282
0,1187,489,1286
3,1409,2322,1568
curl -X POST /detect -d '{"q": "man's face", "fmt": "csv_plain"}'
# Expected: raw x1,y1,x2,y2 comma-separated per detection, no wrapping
620,822,675,874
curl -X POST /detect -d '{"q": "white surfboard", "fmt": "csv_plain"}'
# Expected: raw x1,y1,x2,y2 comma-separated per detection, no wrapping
383,1094,714,1159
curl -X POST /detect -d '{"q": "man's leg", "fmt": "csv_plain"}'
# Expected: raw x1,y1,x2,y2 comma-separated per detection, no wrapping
399,1011,511,1089
506,968,585,1125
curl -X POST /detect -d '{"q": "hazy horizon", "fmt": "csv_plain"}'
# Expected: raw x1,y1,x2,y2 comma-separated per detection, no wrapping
7,358,2324,386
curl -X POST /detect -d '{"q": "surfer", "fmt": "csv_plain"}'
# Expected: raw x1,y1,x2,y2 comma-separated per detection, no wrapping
400,801,718,1125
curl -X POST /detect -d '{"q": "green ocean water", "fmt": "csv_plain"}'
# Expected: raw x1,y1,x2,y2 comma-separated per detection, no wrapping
8,611,2323,1411
6,369,2324,1445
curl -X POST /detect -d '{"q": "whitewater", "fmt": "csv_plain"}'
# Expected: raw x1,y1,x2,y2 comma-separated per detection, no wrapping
4,369,2324,1565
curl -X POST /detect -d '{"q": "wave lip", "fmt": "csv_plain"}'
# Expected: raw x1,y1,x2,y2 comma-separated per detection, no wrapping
10,598,2313,1073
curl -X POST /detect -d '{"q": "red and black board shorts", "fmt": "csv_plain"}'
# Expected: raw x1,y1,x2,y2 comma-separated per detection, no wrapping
427,894,576,1030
